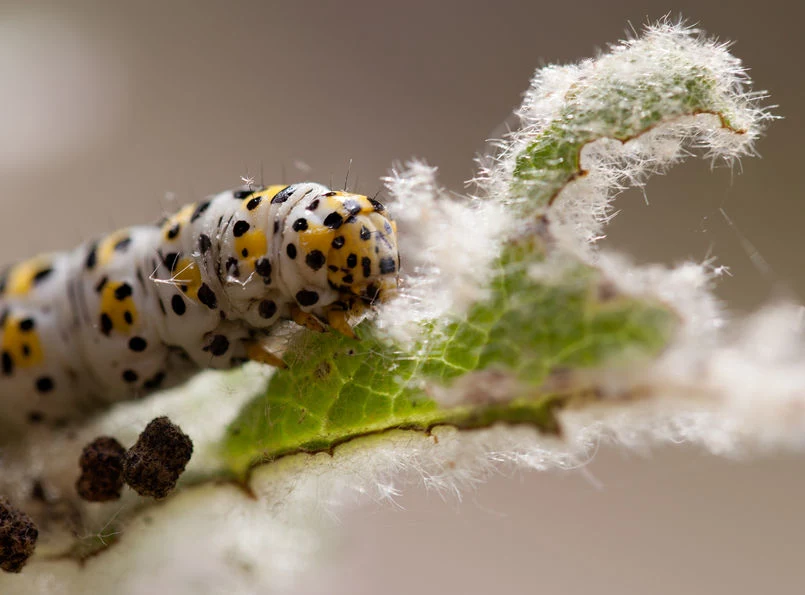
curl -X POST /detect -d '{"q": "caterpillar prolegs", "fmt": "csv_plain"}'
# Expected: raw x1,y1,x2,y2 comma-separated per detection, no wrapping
0,183,399,434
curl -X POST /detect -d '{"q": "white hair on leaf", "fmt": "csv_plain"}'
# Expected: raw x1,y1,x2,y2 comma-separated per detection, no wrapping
475,21,771,257
375,160,510,345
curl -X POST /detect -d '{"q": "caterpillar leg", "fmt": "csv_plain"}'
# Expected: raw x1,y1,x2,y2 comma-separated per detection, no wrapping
289,305,327,333
325,307,356,340
244,341,287,369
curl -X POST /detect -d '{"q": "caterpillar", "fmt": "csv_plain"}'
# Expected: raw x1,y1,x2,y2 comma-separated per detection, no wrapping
0,183,399,435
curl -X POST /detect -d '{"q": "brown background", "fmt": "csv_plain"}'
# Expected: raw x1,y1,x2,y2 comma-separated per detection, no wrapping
1,1,803,593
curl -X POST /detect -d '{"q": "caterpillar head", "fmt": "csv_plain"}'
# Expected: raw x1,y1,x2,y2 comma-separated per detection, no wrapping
280,185,399,312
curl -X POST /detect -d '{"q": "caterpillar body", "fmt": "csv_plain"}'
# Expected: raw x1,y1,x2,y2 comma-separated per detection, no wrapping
0,183,399,434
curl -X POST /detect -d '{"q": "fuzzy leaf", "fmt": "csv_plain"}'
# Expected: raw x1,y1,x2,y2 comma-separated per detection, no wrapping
510,34,757,209
223,238,677,475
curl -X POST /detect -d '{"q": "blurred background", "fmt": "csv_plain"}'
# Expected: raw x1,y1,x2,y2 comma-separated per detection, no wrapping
1,1,803,593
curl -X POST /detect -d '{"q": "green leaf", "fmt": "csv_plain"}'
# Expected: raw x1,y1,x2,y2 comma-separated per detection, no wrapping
223,238,676,475
512,59,744,208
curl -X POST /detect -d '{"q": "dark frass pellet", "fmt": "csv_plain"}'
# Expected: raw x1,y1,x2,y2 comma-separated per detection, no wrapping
123,416,193,499
76,436,127,502
0,497,38,573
